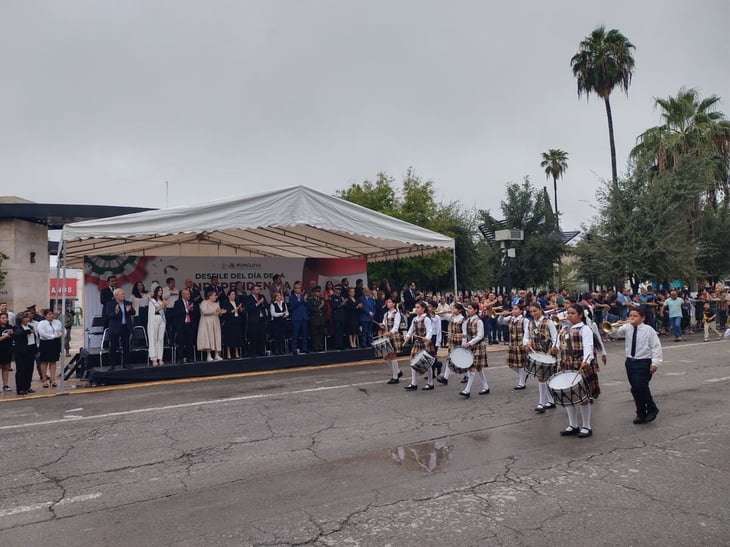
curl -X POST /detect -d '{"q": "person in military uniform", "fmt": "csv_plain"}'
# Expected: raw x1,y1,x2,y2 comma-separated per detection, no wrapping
330,285,346,350
307,286,326,352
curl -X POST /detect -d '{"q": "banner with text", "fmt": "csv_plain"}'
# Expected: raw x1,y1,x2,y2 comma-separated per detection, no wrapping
83,256,367,328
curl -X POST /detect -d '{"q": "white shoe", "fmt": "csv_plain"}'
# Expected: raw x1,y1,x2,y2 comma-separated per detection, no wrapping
206,356,213,362
214,355,223,361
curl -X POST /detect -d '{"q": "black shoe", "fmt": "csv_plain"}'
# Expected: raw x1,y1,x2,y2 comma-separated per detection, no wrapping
513,385,526,390
436,377,448,385
26,388,36,394
403,384,417,391
397,371,403,379
461,376,468,384
645,409,659,422
458,391,470,398
422,384,434,391
633,415,647,424
560,426,579,436
387,378,399,384
3,385,10,392
543,402,556,410
17,390,27,396
577,428,593,438
478,388,490,395
535,404,545,413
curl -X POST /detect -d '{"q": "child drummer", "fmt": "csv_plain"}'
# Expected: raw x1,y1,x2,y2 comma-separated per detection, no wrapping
376,298,405,384
522,302,558,413
403,301,435,391
436,302,467,385
458,302,490,398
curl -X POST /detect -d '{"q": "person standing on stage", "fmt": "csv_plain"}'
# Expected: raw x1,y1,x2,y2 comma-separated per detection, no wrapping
172,288,196,363
289,282,309,355
105,288,136,369
378,298,404,384
358,288,376,349
330,284,346,350
0,313,13,391
436,302,466,385
244,285,268,357
458,302,490,398
557,303,598,438
523,303,558,409
198,290,225,361
147,285,168,366
403,301,435,391
99,275,117,328
505,304,528,393
614,307,662,424
307,286,326,352
13,312,37,395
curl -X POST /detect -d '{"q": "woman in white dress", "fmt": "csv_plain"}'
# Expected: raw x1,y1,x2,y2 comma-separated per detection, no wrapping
197,290,225,361
147,285,167,366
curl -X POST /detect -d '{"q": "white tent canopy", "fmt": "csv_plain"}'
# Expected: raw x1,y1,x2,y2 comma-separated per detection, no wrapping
60,185,456,269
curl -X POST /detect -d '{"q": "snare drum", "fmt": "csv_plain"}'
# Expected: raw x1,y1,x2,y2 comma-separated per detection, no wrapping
409,350,436,374
525,351,558,380
547,370,591,406
372,336,394,358
447,347,474,374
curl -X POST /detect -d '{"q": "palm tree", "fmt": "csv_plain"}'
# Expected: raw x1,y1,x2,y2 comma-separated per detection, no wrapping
631,88,730,202
571,26,636,183
540,149,569,221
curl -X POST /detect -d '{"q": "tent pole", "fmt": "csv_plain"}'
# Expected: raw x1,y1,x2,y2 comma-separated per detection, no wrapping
58,233,67,395
452,246,458,299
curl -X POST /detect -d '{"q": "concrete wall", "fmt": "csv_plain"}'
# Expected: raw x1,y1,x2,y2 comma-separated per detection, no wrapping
0,218,50,315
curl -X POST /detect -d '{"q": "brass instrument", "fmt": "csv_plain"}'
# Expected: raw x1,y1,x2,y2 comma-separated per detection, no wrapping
600,320,625,334
489,306,503,319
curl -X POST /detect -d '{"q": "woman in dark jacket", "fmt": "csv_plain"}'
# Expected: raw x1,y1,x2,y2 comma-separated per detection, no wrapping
220,290,243,359
13,312,38,395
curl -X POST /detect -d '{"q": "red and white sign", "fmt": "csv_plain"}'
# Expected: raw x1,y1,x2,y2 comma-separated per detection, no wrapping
50,278,78,297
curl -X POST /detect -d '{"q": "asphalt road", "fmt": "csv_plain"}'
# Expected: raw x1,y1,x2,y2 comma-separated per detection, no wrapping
0,335,729,546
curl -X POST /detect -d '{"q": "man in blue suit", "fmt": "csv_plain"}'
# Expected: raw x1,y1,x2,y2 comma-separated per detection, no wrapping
104,288,136,369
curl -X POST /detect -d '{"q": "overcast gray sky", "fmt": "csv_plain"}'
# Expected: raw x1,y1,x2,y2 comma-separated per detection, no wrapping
2,1,728,231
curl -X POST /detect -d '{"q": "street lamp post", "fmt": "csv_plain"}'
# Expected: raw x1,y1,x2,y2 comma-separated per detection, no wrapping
495,229,524,297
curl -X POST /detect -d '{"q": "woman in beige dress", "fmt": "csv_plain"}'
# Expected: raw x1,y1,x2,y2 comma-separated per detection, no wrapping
197,291,226,361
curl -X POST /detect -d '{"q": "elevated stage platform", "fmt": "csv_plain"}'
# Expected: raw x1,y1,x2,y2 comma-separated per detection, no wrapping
80,348,382,386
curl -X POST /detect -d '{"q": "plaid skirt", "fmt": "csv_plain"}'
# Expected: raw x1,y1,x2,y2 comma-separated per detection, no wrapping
387,331,404,353
560,359,601,398
470,340,488,369
506,343,526,369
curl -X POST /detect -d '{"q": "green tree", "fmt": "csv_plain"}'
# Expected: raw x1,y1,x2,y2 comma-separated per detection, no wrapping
631,87,730,210
540,149,569,222
480,178,563,290
571,26,636,183
338,170,487,293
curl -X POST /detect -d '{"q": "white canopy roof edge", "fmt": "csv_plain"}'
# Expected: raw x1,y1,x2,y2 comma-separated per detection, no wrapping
60,185,456,269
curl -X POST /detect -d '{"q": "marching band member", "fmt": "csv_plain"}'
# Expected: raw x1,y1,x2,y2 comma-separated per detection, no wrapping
436,302,466,385
459,302,490,398
558,303,599,438
505,304,527,391
426,301,443,378
523,302,558,411
403,301,435,391
378,298,405,384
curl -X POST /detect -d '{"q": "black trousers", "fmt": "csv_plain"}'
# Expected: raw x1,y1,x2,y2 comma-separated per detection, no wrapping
625,358,658,417
177,323,196,362
109,327,131,368
15,346,36,392
247,321,266,357
332,319,345,350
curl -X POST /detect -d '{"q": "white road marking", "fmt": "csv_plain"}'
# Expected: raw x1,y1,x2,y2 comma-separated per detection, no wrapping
66,407,83,412
0,492,102,518
0,381,384,431
705,376,730,383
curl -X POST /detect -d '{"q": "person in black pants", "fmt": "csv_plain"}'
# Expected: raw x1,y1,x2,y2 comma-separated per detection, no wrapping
244,285,268,357
172,288,197,363
13,312,38,395
330,285,346,350
614,307,662,424
104,288,136,369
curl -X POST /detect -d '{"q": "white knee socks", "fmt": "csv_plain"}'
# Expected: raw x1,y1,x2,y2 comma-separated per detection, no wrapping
565,405,578,428
538,382,547,405
410,368,418,385
391,360,400,379
443,365,451,379
580,403,592,430
479,370,488,390
464,371,476,393
518,368,527,387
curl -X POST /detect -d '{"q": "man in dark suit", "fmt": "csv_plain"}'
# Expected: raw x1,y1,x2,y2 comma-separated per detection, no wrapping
172,288,197,363
244,285,268,357
104,288,135,369
99,275,117,328
330,285,345,350
402,281,417,327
